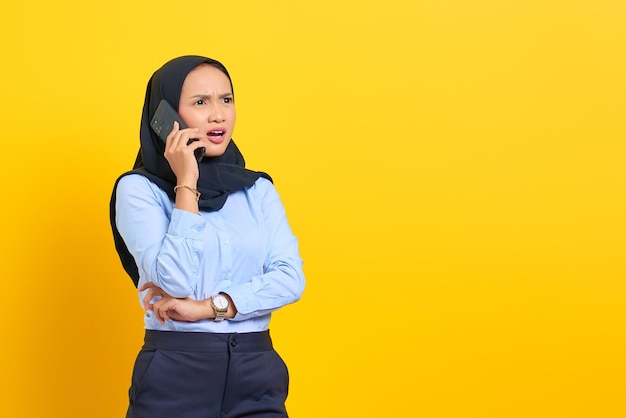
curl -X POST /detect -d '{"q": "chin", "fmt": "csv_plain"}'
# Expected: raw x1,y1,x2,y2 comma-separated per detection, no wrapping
203,141,230,158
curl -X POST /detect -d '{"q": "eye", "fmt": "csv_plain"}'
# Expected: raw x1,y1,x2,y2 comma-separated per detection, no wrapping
222,97,234,104
194,99,205,105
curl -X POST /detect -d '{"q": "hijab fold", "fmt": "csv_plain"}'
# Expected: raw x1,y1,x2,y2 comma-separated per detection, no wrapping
110,56,271,287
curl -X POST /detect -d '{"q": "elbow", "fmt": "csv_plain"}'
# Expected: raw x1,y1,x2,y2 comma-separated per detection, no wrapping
293,271,306,302
264,259,305,305
156,278,193,298
161,284,193,299
153,265,194,298
284,262,306,303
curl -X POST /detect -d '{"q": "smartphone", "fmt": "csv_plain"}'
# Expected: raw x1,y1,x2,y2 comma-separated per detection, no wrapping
150,99,205,162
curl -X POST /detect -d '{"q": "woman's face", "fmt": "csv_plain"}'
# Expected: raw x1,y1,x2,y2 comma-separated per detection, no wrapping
178,64,236,158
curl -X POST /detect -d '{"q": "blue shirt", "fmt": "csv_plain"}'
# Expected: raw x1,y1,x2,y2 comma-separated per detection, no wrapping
115,174,305,333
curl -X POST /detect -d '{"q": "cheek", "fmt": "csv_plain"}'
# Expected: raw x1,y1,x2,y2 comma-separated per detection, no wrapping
178,108,195,126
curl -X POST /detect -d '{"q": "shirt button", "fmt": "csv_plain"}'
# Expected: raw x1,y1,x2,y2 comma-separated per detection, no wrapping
224,240,230,245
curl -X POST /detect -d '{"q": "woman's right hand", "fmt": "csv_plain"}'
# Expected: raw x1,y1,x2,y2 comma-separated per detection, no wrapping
139,282,218,323
163,121,202,186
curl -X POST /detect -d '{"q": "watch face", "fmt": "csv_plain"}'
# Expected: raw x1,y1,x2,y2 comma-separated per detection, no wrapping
213,295,229,310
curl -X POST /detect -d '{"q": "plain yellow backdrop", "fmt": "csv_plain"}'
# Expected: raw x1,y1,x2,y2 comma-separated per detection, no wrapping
1,0,625,417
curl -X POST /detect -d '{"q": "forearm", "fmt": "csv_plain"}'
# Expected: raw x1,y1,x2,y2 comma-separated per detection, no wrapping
174,180,200,215
221,260,304,321
146,286,238,323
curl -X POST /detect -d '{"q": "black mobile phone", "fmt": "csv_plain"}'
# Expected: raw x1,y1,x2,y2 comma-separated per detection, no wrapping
150,99,205,162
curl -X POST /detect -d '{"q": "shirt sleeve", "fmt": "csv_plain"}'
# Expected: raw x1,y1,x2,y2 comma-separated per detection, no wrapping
115,175,205,298
220,179,306,321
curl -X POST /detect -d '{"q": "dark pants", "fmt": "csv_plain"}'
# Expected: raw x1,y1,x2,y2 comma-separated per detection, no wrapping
126,330,289,418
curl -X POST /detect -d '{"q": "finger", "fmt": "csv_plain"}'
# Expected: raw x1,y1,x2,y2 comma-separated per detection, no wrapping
165,121,183,150
169,126,199,145
152,302,165,323
166,130,201,164
170,121,181,138
143,290,156,310
138,281,155,292
139,282,155,310
153,298,170,323
177,130,201,152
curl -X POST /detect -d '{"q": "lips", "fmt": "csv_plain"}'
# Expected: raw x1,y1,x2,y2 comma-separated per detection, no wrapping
207,128,226,144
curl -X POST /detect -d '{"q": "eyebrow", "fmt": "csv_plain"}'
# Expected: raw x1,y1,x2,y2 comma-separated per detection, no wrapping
188,93,233,100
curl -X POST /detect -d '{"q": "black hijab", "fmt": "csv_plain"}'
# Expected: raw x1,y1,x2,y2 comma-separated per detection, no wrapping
110,55,271,286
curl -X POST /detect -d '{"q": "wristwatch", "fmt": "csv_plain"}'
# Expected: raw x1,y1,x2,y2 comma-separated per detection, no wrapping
210,294,229,322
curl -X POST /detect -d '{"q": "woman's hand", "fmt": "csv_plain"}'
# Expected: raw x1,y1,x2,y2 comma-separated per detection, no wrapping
163,121,203,186
163,121,204,213
139,282,211,324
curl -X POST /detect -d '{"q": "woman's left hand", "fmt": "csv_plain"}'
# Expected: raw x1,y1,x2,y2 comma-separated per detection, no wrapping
138,282,210,323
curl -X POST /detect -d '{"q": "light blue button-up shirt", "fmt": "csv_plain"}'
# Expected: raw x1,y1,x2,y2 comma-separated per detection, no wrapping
115,174,305,333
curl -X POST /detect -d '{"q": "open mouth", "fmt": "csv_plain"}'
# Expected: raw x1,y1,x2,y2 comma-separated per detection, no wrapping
208,130,225,138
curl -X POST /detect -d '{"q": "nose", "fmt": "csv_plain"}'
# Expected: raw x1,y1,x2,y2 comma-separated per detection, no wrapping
208,100,225,123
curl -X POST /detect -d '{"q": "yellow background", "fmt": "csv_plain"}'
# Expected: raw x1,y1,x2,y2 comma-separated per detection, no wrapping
1,0,625,417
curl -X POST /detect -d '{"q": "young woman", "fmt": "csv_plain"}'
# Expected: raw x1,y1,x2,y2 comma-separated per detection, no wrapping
110,55,305,418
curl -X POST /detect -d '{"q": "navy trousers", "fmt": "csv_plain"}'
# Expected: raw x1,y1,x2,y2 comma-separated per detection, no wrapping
126,330,289,418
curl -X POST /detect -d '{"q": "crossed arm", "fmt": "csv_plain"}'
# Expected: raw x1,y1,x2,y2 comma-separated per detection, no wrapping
140,282,237,323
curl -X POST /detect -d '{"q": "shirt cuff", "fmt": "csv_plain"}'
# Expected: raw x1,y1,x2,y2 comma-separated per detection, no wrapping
168,208,206,239
220,283,261,320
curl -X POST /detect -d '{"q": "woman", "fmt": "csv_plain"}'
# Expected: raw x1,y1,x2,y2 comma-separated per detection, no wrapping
110,55,305,418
